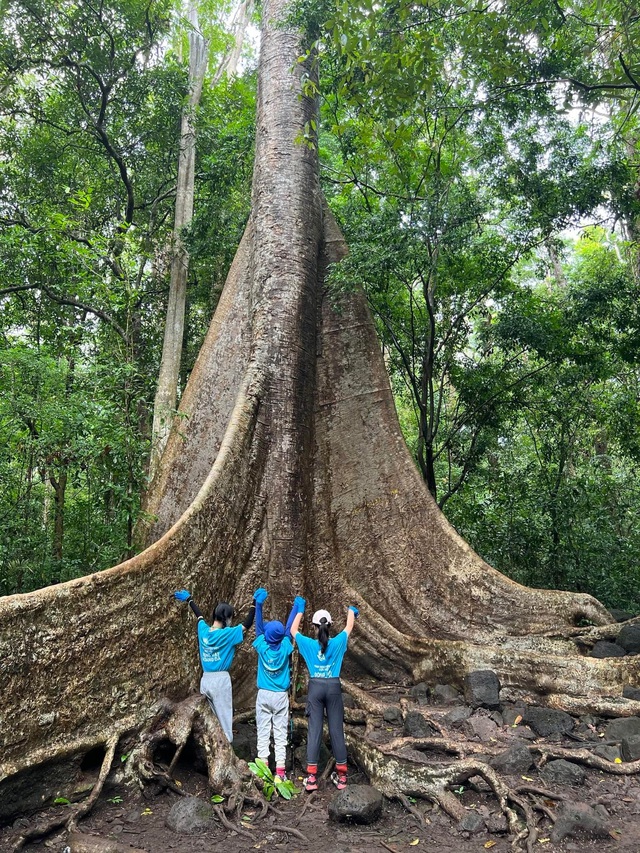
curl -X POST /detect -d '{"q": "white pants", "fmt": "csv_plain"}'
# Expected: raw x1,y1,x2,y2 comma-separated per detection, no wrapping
200,671,233,742
256,688,289,768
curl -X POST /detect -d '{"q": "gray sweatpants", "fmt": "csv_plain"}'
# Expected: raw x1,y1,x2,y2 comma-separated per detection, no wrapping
256,688,289,768
200,670,234,742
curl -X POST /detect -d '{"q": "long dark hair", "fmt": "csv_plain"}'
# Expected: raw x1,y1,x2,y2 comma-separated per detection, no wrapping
213,602,234,626
317,618,330,654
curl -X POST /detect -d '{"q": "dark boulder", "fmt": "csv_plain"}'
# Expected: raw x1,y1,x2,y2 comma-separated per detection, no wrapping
605,716,640,742
550,801,611,842
382,706,403,725
443,706,472,728
621,734,640,762
403,710,438,738
328,785,384,824
617,624,640,654
540,759,585,787
490,743,534,775
431,684,463,706
523,706,574,737
589,641,626,658
463,670,501,709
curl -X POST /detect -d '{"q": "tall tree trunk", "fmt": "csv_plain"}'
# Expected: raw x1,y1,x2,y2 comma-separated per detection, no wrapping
149,0,209,479
0,0,637,819
49,470,67,568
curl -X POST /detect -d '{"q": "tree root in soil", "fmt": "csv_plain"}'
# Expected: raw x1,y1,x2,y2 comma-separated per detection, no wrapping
12,686,640,853
8,695,293,850
11,734,121,852
339,685,640,852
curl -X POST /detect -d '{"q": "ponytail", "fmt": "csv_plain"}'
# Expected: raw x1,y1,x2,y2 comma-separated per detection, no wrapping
317,618,330,654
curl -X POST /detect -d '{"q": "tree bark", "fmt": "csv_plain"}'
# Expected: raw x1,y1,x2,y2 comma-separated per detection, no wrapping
0,0,637,821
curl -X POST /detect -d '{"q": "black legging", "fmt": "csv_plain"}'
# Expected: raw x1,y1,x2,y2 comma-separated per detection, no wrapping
306,677,347,765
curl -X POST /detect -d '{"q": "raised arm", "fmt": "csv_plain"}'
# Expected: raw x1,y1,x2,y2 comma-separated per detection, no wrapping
253,587,268,637
345,605,359,636
242,602,256,633
174,589,204,622
288,596,306,639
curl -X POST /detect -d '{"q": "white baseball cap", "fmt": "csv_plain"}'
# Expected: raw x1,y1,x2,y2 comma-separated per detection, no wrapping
312,609,332,625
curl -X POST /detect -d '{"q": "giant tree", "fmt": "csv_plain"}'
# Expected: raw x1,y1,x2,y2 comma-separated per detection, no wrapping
1,0,639,845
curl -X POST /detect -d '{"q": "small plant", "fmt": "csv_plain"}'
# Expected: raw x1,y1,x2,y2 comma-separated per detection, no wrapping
210,794,225,804
453,785,465,795
248,757,300,801
107,795,123,804
53,797,70,806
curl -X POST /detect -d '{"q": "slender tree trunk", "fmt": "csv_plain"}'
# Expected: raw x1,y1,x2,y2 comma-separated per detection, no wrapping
150,0,209,480
49,470,67,568
149,0,256,480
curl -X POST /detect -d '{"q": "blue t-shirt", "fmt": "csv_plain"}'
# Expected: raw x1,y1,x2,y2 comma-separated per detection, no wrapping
198,622,244,672
296,630,348,679
253,635,294,692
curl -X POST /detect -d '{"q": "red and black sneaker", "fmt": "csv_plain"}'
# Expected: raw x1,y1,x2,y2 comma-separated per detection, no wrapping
303,773,318,792
330,770,347,790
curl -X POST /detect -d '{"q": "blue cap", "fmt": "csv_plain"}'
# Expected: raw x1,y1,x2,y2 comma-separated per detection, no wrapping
264,620,285,646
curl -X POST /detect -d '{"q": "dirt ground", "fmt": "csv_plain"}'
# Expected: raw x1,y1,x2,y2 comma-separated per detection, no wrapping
6,759,640,853
6,686,640,853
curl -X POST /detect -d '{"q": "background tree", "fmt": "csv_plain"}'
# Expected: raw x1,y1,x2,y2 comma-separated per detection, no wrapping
0,0,255,592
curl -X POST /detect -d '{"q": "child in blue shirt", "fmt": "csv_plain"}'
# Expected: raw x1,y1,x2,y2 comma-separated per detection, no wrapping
292,604,358,791
174,589,255,742
252,588,304,779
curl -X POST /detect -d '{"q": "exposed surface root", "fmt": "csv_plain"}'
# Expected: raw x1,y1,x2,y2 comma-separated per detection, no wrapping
11,734,120,852
534,744,640,773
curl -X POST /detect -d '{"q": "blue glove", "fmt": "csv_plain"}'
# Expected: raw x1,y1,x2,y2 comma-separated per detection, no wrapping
349,605,359,618
294,596,306,613
253,587,268,605
174,589,191,601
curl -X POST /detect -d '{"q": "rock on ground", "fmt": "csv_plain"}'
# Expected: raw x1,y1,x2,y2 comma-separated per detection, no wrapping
618,624,640,654
431,684,463,705
463,671,501,709
540,759,585,787
165,796,216,834
589,640,627,658
550,801,611,842
523,706,574,737
490,743,534,775
605,716,640,742
328,785,384,824
403,710,438,738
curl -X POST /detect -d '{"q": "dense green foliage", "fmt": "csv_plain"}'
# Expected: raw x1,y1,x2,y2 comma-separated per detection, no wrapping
0,0,255,594
2,0,640,616
317,0,640,611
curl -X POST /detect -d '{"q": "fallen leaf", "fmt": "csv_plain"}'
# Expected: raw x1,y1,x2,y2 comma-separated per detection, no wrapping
409,840,420,846
615,758,623,764
521,776,534,781
141,808,153,816
609,829,623,839
538,839,550,844
484,842,497,849
175,779,182,786
513,715,523,726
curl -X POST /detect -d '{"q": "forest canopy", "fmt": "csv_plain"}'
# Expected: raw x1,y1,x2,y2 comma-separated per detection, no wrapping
1,0,640,613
